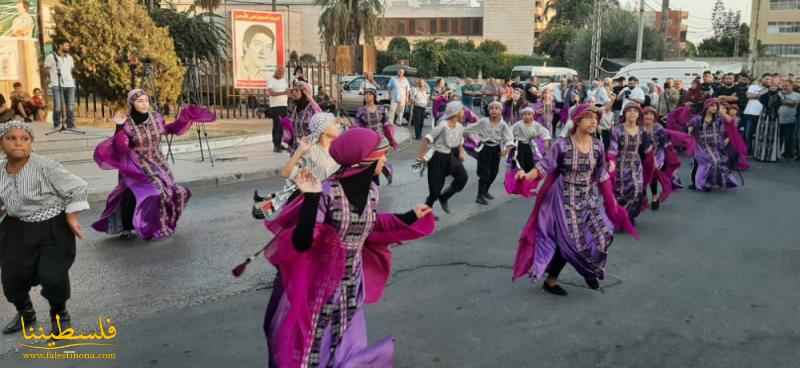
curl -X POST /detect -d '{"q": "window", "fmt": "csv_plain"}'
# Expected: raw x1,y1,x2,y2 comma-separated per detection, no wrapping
380,17,483,37
430,19,437,34
768,21,800,34
765,44,800,57
441,19,449,34
409,19,416,35
770,0,800,10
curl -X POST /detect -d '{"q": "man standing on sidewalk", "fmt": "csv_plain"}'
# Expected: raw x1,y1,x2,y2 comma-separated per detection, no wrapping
267,66,289,152
43,41,76,129
387,68,411,126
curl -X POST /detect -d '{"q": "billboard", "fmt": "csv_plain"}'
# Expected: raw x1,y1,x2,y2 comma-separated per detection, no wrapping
0,0,36,39
231,9,284,89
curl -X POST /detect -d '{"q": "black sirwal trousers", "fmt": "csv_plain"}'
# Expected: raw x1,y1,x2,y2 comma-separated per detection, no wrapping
425,150,468,207
0,213,76,312
477,144,501,197
268,106,288,149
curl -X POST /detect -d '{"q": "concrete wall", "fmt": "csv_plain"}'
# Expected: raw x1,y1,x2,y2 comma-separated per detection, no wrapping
482,0,535,55
752,57,800,77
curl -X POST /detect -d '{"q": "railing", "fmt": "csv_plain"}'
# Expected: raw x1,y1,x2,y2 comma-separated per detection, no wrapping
74,59,336,121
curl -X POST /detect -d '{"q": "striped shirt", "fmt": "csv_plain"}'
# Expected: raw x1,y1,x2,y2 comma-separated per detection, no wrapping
425,122,465,154
463,118,514,148
0,153,89,223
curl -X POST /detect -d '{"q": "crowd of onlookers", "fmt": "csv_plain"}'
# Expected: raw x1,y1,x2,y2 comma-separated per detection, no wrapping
405,70,800,161
0,82,47,124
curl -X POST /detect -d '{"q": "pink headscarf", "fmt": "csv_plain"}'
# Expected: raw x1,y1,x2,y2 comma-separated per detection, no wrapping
329,128,389,179
570,103,602,135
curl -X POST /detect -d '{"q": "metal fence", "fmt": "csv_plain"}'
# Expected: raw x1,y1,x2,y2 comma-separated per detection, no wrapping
74,59,336,121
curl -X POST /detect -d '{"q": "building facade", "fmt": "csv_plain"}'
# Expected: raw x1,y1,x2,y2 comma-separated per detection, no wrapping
646,9,688,56
750,0,800,58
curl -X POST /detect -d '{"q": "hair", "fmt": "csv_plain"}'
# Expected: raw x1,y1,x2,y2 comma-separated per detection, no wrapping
663,80,672,89
243,25,275,50
33,87,41,93
13,82,22,88
703,70,712,76
17,0,29,11
294,65,303,75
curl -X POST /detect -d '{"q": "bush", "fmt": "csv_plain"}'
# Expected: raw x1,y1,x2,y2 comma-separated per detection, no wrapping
53,0,184,105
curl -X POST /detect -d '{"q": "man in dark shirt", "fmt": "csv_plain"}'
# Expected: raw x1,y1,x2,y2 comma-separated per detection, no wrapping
611,76,626,120
715,73,739,108
524,76,539,104
0,94,16,123
734,74,751,115
701,71,717,98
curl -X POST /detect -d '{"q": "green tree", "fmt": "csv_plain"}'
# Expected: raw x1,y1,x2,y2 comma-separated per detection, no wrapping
411,39,446,78
477,40,507,55
536,23,577,66
53,0,184,104
386,37,411,61
316,0,384,49
684,41,698,57
545,0,595,27
148,4,228,63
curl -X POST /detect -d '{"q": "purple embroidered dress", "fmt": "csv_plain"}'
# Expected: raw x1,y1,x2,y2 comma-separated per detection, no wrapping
608,124,650,220
689,115,739,191
92,112,192,240
523,138,614,280
355,106,397,148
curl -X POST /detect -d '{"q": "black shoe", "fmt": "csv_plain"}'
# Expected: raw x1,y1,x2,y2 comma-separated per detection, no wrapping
3,309,36,334
273,147,282,153
119,230,135,240
585,278,600,290
651,200,660,211
439,199,451,214
475,196,489,205
542,283,568,296
50,310,71,335
483,192,495,200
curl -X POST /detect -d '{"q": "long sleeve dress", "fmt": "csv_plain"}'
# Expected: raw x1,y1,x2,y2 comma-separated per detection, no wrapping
689,115,739,191
93,111,202,240
283,100,322,154
641,123,692,206
504,120,551,197
513,137,637,282
262,180,435,368
608,124,652,221
355,105,398,149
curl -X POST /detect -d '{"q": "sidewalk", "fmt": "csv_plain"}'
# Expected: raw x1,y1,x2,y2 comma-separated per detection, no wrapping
19,119,413,203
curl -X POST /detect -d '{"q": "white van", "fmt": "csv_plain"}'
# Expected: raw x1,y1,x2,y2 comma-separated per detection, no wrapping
613,61,709,86
511,66,578,86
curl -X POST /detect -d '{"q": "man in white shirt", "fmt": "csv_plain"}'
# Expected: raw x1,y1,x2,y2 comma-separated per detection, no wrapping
620,76,645,110
387,68,411,126
742,74,770,151
43,41,77,129
267,66,289,152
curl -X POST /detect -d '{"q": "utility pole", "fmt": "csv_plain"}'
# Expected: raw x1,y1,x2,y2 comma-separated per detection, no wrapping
272,0,277,11
661,0,669,58
635,0,645,62
589,0,604,80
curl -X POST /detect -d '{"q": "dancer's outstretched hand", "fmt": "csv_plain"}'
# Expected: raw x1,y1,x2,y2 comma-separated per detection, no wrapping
295,169,322,193
66,212,84,240
515,170,527,181
414,204,432,219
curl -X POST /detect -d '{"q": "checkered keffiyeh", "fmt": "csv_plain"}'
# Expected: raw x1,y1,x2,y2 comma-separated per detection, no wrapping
309,112,336,144
0,120,34,139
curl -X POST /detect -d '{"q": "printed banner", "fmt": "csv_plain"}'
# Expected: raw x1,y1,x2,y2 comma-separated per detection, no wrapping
231,9,284,89
0,0,37,39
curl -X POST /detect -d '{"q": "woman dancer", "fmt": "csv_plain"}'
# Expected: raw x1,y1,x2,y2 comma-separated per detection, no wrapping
0,121,89,334
417,101,469,214
721,104,750,170
464,101,514,205
512,104,637,296
688,98,740,191
263,128,435,368
640,107,688,210
355,89,397,150
534,88,559,135
505,107,551,197
93,90,209,240
608,103,652,223
752,81,781,162
284,82,321,153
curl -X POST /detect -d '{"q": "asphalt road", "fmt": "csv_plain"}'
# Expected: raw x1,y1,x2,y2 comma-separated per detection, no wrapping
1,140,799,368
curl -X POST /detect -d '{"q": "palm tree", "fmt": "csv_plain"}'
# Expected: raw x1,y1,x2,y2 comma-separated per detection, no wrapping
316,0,384,49
195,0,222,12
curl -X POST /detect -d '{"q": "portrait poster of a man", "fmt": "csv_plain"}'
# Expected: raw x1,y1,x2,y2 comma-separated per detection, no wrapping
231,10,284,89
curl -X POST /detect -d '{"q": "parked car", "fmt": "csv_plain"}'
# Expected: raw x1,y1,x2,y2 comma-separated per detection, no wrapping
511,66,578,88
340,74,420,115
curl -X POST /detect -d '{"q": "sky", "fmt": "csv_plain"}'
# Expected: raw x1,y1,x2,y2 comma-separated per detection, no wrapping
624,0,752,43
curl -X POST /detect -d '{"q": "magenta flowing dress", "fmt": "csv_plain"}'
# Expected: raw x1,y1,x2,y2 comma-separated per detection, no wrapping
92,108,211,240
263,182,435,368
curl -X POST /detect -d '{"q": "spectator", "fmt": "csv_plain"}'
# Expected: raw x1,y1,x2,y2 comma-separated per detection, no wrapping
292,65,307,86
524,76,539,104
590,79,610,106
646,81,660,108
620,76,645,110
386,68,411,126
411,78,430,140
360,72,379,93
715,73,739,108
267,66,290,153
735,74,751,114
742,75,771,151
657,80,680,117
461,78,481,110
480,79,500,115
433,78,447,97
610,76,626,120
9,82,33,122
674,79,687,101
701,71,718,98
30,88,46,122
43,40,76,129
0,93,15,122
778,80,799,159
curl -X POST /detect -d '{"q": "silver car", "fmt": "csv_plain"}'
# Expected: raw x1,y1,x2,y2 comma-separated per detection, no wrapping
340,75,392,115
